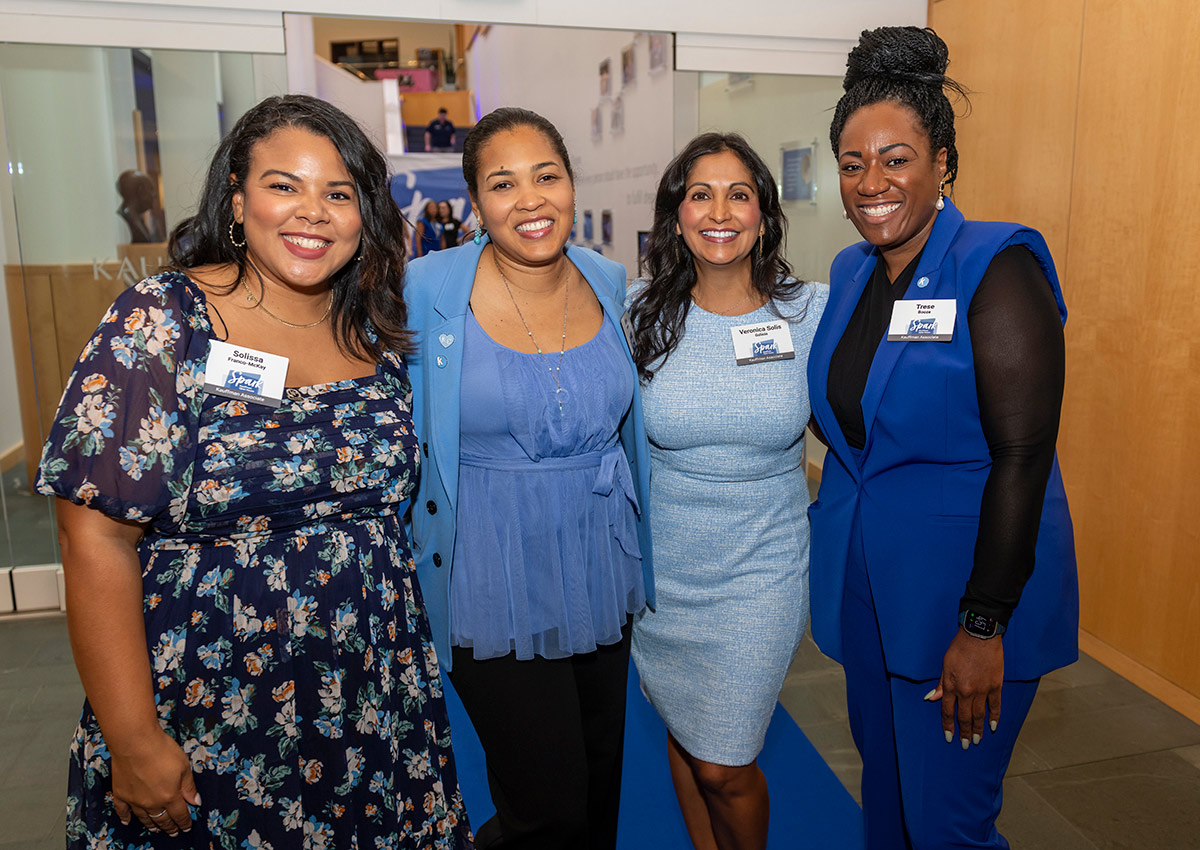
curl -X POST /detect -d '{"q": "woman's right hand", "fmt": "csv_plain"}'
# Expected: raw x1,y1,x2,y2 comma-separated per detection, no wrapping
110,728,200,836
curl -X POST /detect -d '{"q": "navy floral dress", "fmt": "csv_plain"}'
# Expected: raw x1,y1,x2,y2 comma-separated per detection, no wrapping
37,272,472,850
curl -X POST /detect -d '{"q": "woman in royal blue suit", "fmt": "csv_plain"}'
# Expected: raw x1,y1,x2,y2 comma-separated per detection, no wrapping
404,107,654,850
807,28,1078,849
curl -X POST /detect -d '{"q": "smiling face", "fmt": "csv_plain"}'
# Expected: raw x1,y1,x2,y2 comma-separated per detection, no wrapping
231,127,362,292
470,125,574,268
837,101,947,275
675,149,763,276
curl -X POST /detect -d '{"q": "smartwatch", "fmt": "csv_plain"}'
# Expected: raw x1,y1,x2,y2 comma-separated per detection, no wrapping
959,609,1005,640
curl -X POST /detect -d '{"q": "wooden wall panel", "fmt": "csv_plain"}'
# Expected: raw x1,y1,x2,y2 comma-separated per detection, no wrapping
1063,0,1200,699
931,0,1200,716
931,0,1085,265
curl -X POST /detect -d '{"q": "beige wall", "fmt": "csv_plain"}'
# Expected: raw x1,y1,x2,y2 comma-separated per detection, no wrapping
930,0,1200,721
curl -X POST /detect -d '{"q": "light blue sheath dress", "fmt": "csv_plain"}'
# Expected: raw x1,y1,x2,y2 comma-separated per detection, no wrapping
449,311,645,660
631,282,829,766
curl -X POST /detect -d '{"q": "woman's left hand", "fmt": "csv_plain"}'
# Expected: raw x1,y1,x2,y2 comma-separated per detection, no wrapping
925,629,1004,748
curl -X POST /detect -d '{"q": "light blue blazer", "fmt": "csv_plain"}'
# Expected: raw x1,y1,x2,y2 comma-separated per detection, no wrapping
403,237,655,671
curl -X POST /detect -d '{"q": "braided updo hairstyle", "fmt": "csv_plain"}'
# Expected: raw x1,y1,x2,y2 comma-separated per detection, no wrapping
829,27,969,187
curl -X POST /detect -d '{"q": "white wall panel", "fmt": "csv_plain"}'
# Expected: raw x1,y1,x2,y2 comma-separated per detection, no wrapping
5,0,925,66
0,1,284,52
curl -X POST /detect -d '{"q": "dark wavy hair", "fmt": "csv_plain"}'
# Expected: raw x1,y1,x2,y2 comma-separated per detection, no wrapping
829,27,969,188
168,94,411,358
462,107,574,199
627,132,806,381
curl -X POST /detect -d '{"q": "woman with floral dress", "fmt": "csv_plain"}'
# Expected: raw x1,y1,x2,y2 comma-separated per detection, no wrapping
37,95,472,849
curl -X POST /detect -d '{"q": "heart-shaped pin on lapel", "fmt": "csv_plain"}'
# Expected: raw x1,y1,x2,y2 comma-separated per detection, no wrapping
438,333,454,348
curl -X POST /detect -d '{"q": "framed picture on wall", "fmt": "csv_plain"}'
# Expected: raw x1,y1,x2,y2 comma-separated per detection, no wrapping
621,44,636,87
601,210,613,245
599,58,612,97
583,211,595,242
591,106,603,140
780,141,817,203
637,230,651,276
649,34,667,73
611,95,625,135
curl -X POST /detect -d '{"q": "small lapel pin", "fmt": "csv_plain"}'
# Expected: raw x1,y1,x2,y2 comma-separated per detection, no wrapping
438,333,454,348
436,355,447,368
916,276,930,289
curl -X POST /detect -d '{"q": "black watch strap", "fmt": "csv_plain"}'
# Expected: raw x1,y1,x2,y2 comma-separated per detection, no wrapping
959,609,1005,640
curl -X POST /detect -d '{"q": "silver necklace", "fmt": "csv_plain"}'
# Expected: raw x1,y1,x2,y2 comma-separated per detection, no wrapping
493,249,571,412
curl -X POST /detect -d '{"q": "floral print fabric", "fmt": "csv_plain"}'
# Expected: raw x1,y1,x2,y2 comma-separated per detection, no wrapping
38,272,472,849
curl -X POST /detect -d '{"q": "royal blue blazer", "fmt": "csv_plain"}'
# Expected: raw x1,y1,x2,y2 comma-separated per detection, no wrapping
403,237,655,671
807,200,1079,682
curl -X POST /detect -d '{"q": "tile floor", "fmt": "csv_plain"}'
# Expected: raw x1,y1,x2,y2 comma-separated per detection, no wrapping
3,614,1200,849
778,637,1200,849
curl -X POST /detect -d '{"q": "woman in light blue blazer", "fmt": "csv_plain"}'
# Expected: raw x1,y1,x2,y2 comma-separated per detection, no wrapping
404,107,653,850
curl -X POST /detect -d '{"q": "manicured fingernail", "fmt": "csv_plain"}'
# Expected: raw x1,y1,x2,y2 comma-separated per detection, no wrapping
990,720,998,732
183,827,192,833
924,688,937,701
120,819,129,826
194,793,202,805
961,737,970,750
972,733,981,745
945,730,953,743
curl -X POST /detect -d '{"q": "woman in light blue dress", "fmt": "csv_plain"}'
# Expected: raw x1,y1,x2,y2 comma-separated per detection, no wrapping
625,133,826,850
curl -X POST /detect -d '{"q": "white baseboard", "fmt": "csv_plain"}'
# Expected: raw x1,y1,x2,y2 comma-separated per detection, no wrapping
10,563,63,612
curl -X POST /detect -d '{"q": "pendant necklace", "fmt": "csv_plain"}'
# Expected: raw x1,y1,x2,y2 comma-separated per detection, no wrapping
493,249,571,413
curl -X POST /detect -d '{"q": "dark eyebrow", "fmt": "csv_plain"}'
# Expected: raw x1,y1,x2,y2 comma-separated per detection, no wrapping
839,143,918,160
684,181,713,192
486,161,562,181
259,169,354,189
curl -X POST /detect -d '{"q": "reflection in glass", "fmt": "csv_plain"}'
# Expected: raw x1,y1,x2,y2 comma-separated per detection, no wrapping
0,43,285,583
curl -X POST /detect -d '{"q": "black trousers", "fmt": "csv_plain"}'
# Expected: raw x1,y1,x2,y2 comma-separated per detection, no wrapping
449,621,632,850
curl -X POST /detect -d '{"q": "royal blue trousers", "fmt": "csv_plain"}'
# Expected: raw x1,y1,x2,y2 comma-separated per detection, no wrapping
841,511,1039,850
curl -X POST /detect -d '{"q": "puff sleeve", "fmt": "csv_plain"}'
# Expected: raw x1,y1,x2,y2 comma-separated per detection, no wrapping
36,273,211,530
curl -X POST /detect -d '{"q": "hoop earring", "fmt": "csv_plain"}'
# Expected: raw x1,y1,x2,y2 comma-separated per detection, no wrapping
229,220,246,248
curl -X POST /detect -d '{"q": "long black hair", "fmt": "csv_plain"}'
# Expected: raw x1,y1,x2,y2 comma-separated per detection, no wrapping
168,94,411,358
627,132,806,381
829,26,969,187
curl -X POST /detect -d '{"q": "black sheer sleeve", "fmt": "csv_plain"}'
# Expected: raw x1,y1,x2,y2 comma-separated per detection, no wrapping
960,244,1065,626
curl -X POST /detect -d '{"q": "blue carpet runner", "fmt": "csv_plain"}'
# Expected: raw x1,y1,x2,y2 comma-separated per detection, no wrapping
443,665,864,848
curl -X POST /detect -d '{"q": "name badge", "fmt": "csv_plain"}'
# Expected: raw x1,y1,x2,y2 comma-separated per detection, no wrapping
203,340,288,407
887,299,957,342
730,319,795,365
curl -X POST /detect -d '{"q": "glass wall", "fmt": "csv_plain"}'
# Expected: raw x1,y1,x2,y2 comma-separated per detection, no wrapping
0,42,285,607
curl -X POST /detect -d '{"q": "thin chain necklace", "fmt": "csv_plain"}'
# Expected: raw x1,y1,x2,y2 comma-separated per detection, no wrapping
691,288,758,316
492,248,571,413
241,278,333,329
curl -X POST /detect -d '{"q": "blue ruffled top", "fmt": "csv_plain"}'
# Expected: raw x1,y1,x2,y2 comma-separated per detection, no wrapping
450,310,645,660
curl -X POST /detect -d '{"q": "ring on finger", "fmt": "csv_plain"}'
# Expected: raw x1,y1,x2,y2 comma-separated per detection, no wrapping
148,808,168,818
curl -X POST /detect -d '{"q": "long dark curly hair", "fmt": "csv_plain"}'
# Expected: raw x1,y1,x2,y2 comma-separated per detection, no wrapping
829,26,970,188
168,94,411,358
627,132,808,381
